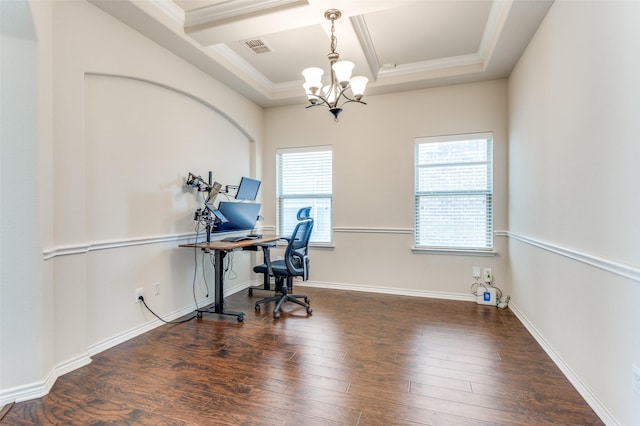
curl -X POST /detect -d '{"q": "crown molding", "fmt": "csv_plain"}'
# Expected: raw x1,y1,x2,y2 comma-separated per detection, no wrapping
350,14,381,78
478,0,513,68
184,0,308,28
151,0,185,24
351,1,513,82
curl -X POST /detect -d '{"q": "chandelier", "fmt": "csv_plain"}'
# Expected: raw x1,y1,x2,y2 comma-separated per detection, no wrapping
302,9,368,121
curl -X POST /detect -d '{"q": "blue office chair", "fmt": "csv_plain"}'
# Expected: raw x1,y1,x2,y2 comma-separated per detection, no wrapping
252,207,314,319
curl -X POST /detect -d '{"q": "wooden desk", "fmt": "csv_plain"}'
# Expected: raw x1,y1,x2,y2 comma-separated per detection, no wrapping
179,236,279,322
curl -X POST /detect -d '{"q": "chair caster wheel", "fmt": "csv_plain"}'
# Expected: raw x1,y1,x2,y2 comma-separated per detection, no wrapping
255,305,261,312
305,297,310,304
196,311,203,319
273,311,280,319
248,288,253,296
307,307,313,314
237,314,244,322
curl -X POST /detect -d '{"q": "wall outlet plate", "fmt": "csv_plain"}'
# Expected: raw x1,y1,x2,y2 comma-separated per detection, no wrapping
135,288,143,303
472,266,481,279
483,267,492,283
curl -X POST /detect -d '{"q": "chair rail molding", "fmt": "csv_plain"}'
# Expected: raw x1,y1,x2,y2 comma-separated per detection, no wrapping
333,227,413,234
503,231,640,283
42,233,197,260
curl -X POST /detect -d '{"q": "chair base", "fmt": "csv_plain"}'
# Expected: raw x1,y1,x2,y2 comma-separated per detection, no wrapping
254,283,312,319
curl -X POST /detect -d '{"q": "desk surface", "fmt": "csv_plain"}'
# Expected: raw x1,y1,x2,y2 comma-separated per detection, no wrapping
179,236,279,251
179,235,280,322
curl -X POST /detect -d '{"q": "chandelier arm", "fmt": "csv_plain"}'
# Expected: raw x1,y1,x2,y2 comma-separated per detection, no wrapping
307,92,331,108
338,99,367,108
305,103,325,110
333,86,363,108
336,89,366,104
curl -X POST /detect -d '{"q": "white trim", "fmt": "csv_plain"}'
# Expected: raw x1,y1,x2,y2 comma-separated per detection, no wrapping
350,14,381,78
508,302,617,426
0,286,254,405
506,231,640,283
85,73,256,143
297,280,476,302
184,0,306,28
0,353,91,405
54,353,93,379
276,145,332,155
378,53,483,78
333,227,412,234
150,0,185,24
87,297,214,356
89,281,253,355
477,0,512,69
43,232,197,260
411,247,498,256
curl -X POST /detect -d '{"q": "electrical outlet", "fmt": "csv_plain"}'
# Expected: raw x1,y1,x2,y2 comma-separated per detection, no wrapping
472,266,481,279
135,288,143,303
633,363,640,395
484,267,492,283
154,282,160,296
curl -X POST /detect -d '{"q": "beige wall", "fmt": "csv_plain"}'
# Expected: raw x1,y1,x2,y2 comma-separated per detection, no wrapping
508,2,640,424
1,0,53,395
1,0,264,404
263,80,509,298
4,1,637,423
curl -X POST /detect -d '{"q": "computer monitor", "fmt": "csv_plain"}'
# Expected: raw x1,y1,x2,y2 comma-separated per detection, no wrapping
235,177,261,201
217,201,261,231
205,202,228,223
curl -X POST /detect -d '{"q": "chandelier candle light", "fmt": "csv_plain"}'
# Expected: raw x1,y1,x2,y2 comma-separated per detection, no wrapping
302,9,368,121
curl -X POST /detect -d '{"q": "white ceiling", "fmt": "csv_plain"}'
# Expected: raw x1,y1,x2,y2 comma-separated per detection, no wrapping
89,0,554,107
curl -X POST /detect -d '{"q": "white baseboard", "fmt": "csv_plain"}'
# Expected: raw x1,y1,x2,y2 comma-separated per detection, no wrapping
14,276,614,426
87,298,215,356
508,301,618,426
0,296,216,406
0,352,91,406
298,280,477,302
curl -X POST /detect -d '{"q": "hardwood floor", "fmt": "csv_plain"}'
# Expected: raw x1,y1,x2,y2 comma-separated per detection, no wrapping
3,287,603,425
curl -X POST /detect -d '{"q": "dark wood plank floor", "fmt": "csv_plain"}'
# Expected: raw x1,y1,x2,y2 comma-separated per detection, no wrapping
3,286,603,425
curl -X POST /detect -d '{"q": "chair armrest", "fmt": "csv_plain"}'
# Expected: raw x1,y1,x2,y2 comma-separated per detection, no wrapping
255,243,276,277
253,241,277,248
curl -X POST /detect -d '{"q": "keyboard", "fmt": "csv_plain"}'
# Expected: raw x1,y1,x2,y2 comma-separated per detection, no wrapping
221,235,259,242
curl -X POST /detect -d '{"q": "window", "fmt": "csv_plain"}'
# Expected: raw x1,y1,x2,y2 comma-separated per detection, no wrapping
414,133,493,250
277,146,332,243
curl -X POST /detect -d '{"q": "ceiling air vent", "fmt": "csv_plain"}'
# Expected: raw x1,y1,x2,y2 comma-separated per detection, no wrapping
243,39,272,55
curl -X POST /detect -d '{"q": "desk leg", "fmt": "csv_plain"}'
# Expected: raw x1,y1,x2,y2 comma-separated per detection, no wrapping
196,249,245,322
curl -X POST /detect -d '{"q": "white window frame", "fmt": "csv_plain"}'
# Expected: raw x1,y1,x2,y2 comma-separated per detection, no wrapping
414,133,494,253
276,146,332,244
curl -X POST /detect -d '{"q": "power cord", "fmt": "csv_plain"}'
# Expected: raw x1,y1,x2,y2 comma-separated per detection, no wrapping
223,251,237,281
138,295,197,324
470,279,509,308
470,279,488,296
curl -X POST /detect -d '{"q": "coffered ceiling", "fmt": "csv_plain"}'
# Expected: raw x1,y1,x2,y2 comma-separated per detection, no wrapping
89,0,554,107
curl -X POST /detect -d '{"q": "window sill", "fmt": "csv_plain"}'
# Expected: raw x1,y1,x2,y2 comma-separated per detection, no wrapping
412,247,498,256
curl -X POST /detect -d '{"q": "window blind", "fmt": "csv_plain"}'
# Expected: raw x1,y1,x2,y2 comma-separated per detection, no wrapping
414,134,493,250
277,147,332,243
